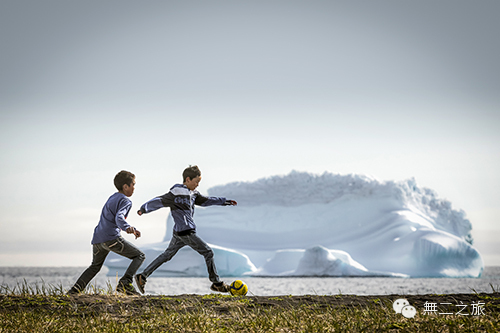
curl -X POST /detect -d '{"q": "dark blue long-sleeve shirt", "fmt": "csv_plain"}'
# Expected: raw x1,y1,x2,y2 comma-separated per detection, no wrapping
91,192,132,244
139,184,226,233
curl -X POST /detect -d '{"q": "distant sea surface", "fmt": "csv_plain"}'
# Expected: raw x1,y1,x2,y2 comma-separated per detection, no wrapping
1,266,499,296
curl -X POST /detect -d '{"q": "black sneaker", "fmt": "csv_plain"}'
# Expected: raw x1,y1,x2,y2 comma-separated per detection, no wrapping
66,286,80,295
117,282,140,296
210,282,230,293
134,274,147,294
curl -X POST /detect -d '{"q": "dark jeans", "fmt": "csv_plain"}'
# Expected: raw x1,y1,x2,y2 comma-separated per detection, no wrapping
141,232,221,283
72,236,145,291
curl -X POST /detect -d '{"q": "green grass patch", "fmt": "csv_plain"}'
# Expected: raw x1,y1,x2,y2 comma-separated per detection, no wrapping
1,284,499,332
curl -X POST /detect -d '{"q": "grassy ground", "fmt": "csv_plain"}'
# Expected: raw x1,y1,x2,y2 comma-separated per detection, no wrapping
0,286,499,332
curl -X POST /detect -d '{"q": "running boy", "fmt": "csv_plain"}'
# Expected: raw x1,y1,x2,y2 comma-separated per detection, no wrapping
134,165,237,294
68,170,145,295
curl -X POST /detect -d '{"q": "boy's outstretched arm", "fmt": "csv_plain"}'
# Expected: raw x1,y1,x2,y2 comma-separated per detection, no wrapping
137,195,169,215
194,192,237,207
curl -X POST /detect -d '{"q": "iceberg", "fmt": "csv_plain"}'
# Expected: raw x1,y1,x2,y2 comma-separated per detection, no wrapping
106,171,483,278
253,246,406,277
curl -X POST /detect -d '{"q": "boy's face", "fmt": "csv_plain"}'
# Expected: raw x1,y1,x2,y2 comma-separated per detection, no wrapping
122,179,136,197
185,176,201,191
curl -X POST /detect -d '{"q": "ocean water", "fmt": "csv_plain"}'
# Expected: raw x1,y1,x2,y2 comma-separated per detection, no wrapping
1,266,499,296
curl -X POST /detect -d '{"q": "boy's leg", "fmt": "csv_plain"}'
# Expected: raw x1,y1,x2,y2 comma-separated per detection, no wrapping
140,234,185,278
183,232,221,284
71,243,109,292
106,236,145,285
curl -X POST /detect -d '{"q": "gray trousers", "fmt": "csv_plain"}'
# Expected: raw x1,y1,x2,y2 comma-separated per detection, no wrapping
141,232,221,283
73,236,145,291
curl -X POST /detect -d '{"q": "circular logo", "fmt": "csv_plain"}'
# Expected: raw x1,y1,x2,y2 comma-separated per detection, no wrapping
401,305,417,318
393,298,409,314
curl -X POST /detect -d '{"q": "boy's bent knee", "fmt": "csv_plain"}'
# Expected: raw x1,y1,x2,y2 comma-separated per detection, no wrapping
203,248,214,259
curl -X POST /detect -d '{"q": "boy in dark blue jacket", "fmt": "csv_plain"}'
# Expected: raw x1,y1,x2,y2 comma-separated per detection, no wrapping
68,171,145,295
134,165,237,294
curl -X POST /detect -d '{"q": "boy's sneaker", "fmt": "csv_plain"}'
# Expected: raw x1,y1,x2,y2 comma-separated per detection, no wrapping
117,282,140,296
134,274,147,294
66,286,80,295
210,282,230,293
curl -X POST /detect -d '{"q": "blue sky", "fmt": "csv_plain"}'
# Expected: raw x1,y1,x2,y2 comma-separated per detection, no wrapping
1,0,499,266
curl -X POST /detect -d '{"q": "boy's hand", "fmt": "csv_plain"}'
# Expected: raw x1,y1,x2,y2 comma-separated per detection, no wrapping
133,229,141,239
137,210,143,216
224,200,237,206
126,227,141,239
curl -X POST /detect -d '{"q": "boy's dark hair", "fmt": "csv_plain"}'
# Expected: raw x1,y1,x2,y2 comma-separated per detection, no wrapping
183,165,201,182
114,170,135,191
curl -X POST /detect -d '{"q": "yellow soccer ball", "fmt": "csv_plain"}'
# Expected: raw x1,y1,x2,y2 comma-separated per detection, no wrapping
229,280,248,296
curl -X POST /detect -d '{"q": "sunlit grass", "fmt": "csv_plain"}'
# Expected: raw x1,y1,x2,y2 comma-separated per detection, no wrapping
0,279,116,296
1,284,499,332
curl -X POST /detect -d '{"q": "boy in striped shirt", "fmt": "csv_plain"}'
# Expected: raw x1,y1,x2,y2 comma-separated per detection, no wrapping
134,165,237,294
